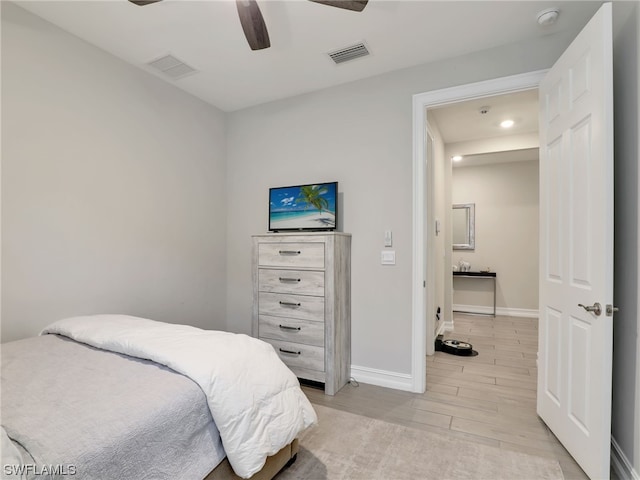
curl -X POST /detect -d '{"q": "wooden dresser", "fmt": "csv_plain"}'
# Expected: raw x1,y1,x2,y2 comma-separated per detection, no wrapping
252,232,351,395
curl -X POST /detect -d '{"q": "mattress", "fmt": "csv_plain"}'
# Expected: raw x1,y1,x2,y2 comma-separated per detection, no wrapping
1,334,225,480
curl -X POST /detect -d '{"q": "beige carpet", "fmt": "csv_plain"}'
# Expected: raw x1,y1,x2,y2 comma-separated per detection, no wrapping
277,405,564,480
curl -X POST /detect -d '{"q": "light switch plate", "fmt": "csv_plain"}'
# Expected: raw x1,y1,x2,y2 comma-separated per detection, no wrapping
381,251,396,265
384,230,393,247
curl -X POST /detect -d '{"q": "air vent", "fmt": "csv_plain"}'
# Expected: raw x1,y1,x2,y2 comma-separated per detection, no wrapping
147,54,197,80
328,42,370,64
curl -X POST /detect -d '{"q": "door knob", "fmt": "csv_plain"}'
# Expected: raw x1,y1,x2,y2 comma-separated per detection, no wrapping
578,302,602,316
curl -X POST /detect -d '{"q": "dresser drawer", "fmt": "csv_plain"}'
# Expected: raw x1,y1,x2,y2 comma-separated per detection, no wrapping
257,242,325,269
258,292,325,322
258,269,324,296
258,315,324,347
262,338,325,372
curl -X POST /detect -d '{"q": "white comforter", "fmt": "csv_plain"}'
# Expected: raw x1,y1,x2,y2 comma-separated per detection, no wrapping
41,315,317,479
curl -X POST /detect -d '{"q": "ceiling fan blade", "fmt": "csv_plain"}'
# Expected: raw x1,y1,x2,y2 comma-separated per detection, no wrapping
308,0,368,12
128,0,162,5
236,0,271,51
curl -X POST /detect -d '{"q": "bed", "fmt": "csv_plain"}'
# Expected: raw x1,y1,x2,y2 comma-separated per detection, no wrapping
1,315,317,480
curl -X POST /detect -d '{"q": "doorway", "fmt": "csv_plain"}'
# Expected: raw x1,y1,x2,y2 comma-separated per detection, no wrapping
413,72,581,479
411,70,547,394
430,89,540,325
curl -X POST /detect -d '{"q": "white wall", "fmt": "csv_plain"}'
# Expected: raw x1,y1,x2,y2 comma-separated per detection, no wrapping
427,119,448,333
226,31,579,378
451,160,539,314
612,1,640,476
1,3,228,341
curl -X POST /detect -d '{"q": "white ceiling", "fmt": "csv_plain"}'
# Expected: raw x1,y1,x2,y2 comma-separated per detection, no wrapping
16,0,604,112
429,89,539,144
430,86,540,167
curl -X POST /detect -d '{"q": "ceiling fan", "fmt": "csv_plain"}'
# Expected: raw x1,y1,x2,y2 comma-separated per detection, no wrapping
129,0,368,51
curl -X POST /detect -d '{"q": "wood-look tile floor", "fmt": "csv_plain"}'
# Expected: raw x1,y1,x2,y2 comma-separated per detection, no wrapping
302,314,593,480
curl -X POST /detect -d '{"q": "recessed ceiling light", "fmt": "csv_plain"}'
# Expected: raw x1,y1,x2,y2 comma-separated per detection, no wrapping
537,8,560,27
500,119,515,129
452,155,463,162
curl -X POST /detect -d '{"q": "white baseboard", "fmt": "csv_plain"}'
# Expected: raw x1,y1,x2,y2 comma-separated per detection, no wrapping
436,321,448,336
453,304,539,318
611,436,640,480
443,320,454,332
350,365,413,392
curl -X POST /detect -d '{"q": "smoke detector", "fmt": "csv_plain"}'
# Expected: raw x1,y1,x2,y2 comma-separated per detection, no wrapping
479,106,491,115
537,8,560,27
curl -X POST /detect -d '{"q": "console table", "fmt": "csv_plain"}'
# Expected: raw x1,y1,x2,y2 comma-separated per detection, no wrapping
453,271,497,317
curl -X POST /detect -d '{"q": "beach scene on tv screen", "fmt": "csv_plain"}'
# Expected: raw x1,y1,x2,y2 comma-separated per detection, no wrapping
270,184,336,230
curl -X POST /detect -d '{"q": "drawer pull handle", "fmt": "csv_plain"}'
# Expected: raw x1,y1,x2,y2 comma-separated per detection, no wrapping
279,277,301,283
279,324,301,331
279,250,301,255
279,348,301,356
279,301,301,307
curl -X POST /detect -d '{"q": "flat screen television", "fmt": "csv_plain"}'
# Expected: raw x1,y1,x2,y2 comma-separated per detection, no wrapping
269,182,338,232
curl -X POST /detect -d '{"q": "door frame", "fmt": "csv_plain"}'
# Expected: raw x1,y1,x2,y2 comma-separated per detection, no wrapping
411,69,547,393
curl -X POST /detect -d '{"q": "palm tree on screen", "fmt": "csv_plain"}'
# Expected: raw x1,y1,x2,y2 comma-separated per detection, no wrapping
296,185,329,214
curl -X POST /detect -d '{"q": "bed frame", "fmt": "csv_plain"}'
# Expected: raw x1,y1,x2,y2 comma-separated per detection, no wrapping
204,439,299,480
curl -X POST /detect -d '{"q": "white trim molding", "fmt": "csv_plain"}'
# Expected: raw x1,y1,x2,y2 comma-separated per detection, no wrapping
436,320,448,337
350,365,414,392
411,95,428,393
411,69,548,394
453,305,539,318
611,436,640,480
442,319,455,333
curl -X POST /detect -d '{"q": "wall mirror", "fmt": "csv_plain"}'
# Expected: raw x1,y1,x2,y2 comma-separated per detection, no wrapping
452,203,475,250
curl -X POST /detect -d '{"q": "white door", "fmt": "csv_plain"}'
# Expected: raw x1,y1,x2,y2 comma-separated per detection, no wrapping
537,3,614,480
